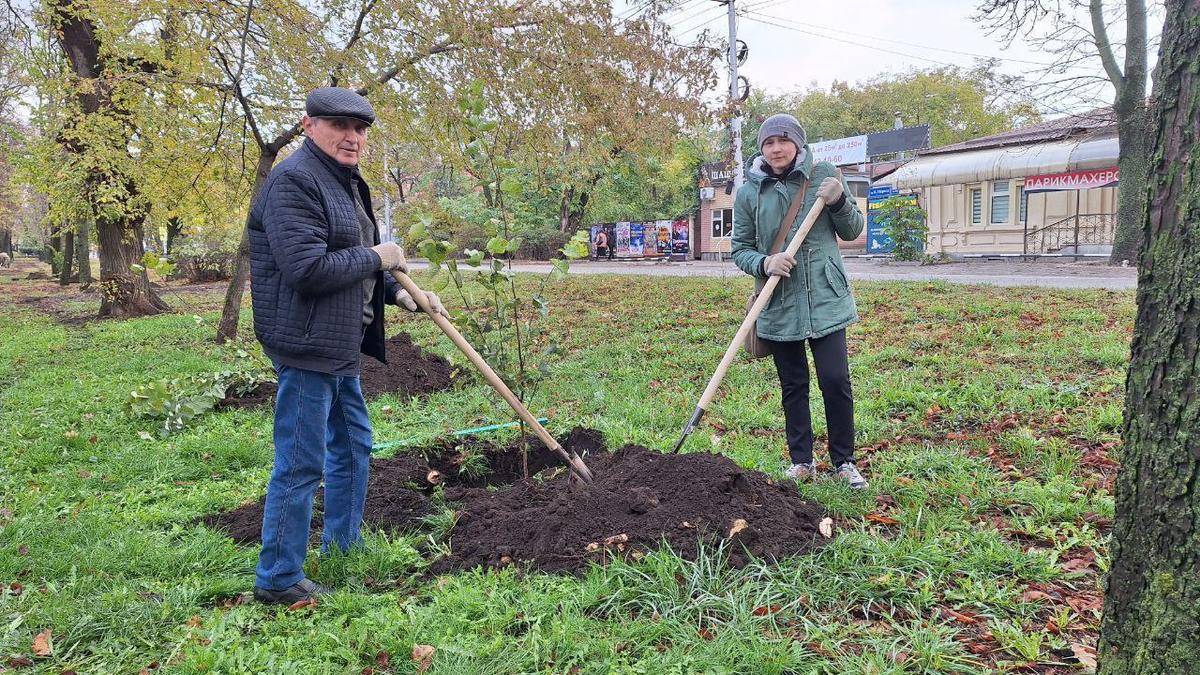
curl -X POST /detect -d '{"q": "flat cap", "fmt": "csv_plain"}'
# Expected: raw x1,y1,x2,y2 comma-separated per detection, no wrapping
305,87,375,126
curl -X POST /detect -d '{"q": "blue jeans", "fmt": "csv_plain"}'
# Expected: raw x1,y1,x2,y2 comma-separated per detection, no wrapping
255,363,372,590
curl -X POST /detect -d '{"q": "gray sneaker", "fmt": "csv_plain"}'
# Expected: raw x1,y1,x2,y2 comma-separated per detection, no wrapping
835,462,869,490
785,461,817,481
254,578,331,605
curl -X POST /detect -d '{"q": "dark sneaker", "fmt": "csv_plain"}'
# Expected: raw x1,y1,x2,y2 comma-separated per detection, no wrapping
785,461,817,481
835,462,869,490
253,578,332,605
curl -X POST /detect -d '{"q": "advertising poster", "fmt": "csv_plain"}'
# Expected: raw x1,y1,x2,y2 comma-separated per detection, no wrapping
615,222,632,256
628,222,645,256
671,218,690,259
655,220,672,255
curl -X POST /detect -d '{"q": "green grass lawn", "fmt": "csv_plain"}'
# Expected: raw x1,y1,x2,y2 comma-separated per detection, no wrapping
0,271,1132,673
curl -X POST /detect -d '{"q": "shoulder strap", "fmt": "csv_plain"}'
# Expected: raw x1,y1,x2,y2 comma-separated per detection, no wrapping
769,179,809,254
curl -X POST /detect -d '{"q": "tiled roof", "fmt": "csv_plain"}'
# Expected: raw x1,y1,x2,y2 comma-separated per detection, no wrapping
920,107,1117,156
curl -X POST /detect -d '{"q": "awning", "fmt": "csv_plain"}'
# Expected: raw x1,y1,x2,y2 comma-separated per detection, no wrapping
880,134,1119,189
1023,167,1119,193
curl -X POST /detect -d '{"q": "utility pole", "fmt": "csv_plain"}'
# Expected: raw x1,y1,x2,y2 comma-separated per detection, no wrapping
726,0,743,192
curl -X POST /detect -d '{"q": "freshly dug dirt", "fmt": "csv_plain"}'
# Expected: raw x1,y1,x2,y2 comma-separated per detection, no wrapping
202,427,829,575
200,430,595,542
218,333,458,411
434,444,829,574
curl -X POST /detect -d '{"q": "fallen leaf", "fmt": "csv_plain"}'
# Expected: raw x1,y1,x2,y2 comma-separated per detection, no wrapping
411,645,435,673
7,655,34,668
895,477,914,486
890,651,910,664
940,608,978,624
88,435,98,444
697,628,714,640
957,494,972,508
425,470,442,485
603,533,629,546
287,597,317,611
1061,558,1093,573
10,582,24,595
865,513,900,526
585,542,601,552
361,668,374,675
818,517,834,539
186,616,202,628
751,605,781,616
375,650,390,669
32,629,52,657
1071,643,1098,670
138,431,153,440
1019,590,1052,603
18,545,28,556
728,518,748,537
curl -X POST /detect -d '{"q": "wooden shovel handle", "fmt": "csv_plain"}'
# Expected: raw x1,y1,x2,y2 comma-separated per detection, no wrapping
696,197,828,411
393,272,594,483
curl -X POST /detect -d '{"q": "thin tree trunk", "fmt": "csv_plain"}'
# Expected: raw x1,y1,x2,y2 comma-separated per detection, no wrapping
216,148,278,343
1098,0,1200,670
165,217,183,255
75,219,91,286
59,229,74,284
1108,105,1150,266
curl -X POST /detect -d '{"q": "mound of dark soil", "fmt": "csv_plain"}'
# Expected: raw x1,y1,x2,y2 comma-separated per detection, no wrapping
218,333,458,411
434,445,829,574
201,428,602,543
201,428,829,575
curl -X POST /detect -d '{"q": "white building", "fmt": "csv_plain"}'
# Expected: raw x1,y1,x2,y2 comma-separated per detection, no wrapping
878,110,1120,255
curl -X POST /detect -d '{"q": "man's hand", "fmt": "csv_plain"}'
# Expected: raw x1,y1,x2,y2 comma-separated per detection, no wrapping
396,289,449,317
763,252,796,278
371,242,408,272
816,176,844,203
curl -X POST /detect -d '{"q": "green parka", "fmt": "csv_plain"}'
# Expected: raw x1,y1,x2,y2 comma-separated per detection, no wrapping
731,149,865,342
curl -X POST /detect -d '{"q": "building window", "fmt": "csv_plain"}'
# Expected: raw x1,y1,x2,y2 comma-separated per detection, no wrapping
711,208,733,238
969,188,982,224
1018,186,1028,224
990,180,1010,224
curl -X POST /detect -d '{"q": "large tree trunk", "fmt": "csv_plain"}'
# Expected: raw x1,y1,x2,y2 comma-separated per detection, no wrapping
59,229,75,284
216,148,279,343
75,219,92,286
1098,1,1200,670
96,214,169,317
52,0,167,317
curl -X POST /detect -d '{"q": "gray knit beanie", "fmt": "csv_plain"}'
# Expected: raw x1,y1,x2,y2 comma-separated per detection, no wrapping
757,114,806,152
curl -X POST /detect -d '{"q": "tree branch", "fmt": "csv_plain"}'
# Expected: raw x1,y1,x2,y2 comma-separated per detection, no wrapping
331,0,377,86
1089,0,1125,96
213,46,265,150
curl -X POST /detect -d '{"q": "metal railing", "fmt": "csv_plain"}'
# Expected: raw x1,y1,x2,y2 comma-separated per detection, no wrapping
1024,213,1116,254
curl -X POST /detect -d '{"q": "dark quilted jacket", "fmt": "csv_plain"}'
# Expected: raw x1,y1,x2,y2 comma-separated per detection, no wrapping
248,138,403,373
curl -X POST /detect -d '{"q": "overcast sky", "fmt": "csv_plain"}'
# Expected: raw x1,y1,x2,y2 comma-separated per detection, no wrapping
626,0,1164,117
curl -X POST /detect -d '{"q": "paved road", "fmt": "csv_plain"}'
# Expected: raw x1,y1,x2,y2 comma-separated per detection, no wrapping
411,258,1138,290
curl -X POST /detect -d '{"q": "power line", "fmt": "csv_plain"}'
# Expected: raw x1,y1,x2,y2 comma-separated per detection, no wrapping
742,13,965,68
747,10,1061,68
674,3,729,38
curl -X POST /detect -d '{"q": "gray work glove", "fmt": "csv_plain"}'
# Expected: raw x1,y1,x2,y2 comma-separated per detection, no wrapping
816,176,844,203
371,242,408,272
396,289,448,318
763,252,796,278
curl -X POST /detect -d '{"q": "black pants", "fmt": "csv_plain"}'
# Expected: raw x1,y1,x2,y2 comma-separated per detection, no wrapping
766,330,855,466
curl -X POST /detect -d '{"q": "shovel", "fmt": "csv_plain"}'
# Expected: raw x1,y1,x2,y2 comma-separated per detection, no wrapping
393,271,595,484
671,197,828,454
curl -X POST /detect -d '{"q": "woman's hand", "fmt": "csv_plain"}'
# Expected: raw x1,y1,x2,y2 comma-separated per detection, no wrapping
817,177,844,203
763,252,796,278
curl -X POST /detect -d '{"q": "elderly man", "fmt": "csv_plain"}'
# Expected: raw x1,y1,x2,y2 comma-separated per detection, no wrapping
247,87,446,604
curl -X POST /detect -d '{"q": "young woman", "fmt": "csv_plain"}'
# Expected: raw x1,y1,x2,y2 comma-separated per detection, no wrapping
730,113,868,489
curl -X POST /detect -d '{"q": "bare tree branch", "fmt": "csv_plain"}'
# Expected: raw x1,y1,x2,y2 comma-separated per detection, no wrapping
1089,0,1125,95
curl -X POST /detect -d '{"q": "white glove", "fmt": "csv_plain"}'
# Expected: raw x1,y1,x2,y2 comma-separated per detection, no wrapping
763,252,796,278
371,242,408,272
396,289,448,317
816,176,844,203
